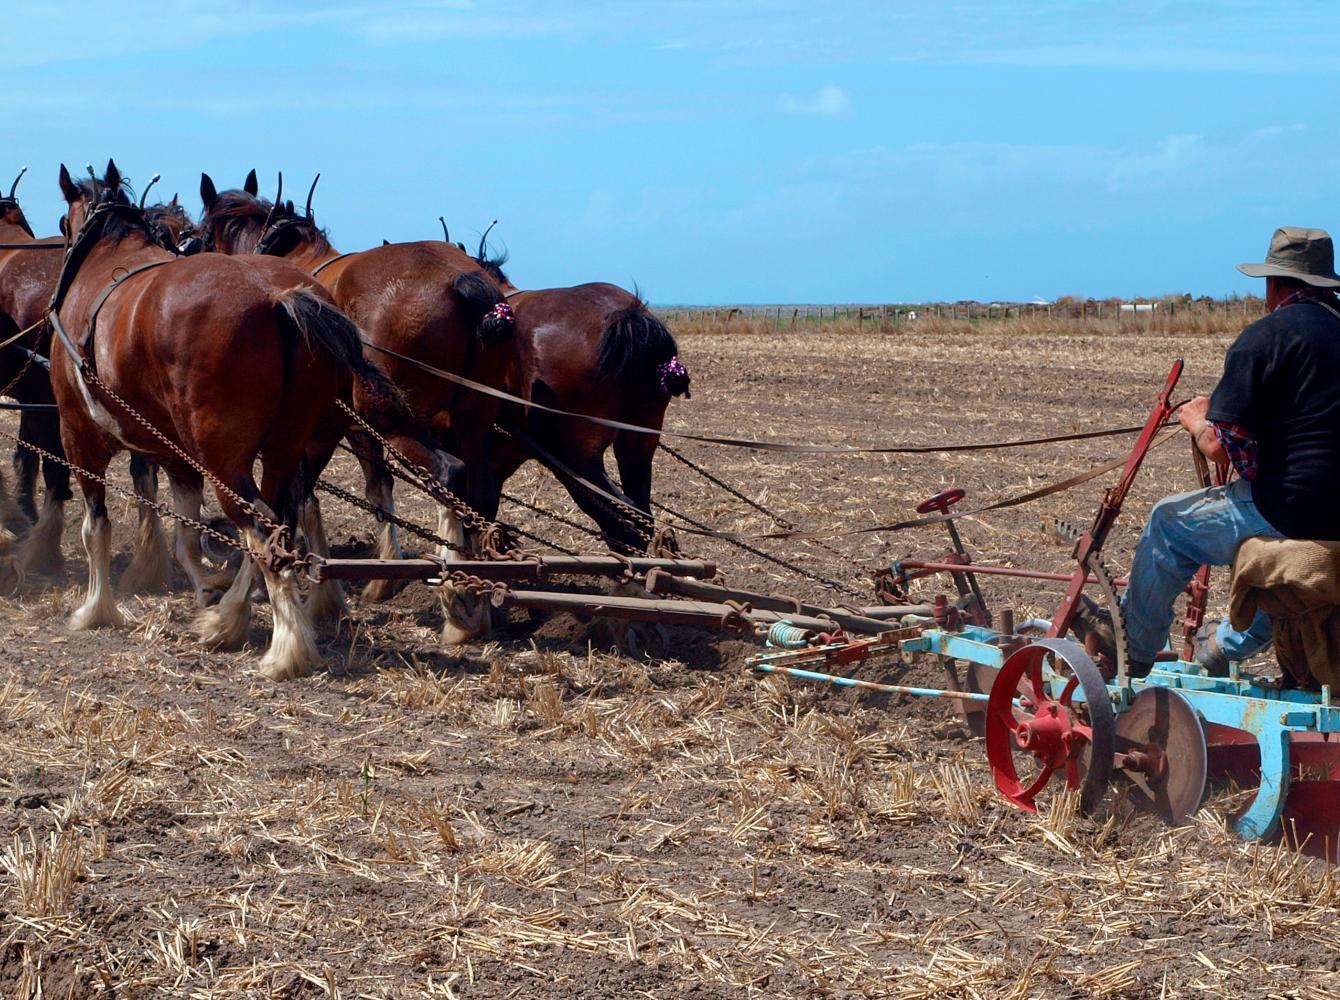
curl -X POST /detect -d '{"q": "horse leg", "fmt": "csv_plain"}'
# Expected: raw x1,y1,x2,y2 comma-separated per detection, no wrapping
350,429,404,601
169,474,228,608
17,411,70,575
430,450,492,645
12,410,39,524
557,450,650,554
120,455,171,592
192,524,256,649
246,503,319,682
612,430,659,519
297,493,346,625
69,480,123,631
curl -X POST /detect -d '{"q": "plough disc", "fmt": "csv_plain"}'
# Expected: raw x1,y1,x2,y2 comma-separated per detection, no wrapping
985,639,1114,814
1113,687,1207,824
1205,725,1340,858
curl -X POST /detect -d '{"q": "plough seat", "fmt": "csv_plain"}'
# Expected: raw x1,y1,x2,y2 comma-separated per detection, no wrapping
1230,537,1340,689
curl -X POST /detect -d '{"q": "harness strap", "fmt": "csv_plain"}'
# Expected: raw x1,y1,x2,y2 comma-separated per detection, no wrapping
52,259,172,376
361,339,1146,455
313,252,356,275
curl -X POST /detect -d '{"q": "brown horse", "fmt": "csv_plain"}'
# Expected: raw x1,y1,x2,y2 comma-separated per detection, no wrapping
474,250,691,552
198,174,515,639
51,161,409,680
0,174,208,585
0,168,73,571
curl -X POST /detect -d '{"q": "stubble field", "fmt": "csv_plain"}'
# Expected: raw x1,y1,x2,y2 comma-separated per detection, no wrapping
3,318,1339,999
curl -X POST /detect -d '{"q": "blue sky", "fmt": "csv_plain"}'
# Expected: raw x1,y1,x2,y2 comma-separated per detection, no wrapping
3,1,1337,303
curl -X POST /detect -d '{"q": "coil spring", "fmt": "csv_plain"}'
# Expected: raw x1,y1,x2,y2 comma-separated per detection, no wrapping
766,621,816,650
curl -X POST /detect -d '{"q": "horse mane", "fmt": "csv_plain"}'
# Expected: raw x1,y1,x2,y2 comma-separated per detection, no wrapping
144,200,195,237
73,177,148,243
476,247,511,287
204,190,333,255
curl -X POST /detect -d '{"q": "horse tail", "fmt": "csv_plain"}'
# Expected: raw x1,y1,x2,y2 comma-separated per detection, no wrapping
272,288,413,433
597,298,691,398
451,270,515,345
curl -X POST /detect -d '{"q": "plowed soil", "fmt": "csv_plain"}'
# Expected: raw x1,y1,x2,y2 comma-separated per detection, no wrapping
3,320,1334,999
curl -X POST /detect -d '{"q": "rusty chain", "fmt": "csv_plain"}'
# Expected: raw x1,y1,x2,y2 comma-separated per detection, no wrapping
333,398,524,559
0,349,38,402
0,424,244,555
75,365,300,560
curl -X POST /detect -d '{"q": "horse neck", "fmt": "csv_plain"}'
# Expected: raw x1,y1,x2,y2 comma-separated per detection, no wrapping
0,219,34,243
292,241,341,272
80,230,166,274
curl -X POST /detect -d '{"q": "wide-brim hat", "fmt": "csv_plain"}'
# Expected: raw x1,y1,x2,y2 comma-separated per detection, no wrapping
1238,226,1340,287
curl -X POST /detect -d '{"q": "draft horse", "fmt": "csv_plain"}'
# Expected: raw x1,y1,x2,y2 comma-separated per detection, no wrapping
0,167,73,571
51,161,407,680
0,172,213,583
474,247,691,553
198,173,515,641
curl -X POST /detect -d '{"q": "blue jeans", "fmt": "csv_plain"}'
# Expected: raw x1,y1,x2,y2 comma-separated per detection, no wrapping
1121,478,1283,663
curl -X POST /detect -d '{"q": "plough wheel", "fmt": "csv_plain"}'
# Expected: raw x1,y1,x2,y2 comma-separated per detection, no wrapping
960,620,1051,737
985,639,1115,814
1114,687,1207,824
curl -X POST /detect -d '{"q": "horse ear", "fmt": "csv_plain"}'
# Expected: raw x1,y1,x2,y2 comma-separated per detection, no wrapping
200,173,217,212
170,193,179,208
244,169,258,196
58,164,80,203
104,158,121,193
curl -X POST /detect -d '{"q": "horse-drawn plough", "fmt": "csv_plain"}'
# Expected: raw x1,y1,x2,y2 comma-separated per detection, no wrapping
1,162,1336,860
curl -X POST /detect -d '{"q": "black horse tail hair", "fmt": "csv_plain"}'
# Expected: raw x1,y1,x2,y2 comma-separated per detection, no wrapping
451,270,514,345
597,297,690,397
273,288,413,432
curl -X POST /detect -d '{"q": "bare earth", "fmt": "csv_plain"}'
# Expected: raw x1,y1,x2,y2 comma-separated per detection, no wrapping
3,320,1337,999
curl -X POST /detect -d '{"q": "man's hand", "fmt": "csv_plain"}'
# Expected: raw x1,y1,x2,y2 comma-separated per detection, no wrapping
1178,394,1229,463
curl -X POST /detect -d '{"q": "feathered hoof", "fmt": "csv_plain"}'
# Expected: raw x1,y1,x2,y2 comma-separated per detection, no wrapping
440,590,492,646
119,547,171,594
193,604,250,649
305,580,347,625
69,598,124,631
0,555,24,595
258,643,317,682
362,577,406,603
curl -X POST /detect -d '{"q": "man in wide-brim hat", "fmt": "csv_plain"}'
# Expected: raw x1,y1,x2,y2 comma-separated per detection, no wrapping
1087,227,1340,677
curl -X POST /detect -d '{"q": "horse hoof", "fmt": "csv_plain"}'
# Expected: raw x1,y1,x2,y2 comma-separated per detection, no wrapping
69,602,124,631
193,607,249,649
362,577,404,603
259,657,313,682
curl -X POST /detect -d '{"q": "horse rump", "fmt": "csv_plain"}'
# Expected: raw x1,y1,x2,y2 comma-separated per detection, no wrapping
451,271,514,344
272,288,412,431
597,299,690,397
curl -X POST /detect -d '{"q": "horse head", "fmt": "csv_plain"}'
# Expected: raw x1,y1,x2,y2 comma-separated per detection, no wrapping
0,166,35,237
58,159,134,242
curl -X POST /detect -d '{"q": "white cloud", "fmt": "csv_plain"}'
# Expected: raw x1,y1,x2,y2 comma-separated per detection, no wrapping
778,84,851,118
1108,133,1203,188
1252,123,1307,140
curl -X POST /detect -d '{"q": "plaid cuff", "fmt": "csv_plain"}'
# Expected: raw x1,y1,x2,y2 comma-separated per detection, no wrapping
1211,421,1257,482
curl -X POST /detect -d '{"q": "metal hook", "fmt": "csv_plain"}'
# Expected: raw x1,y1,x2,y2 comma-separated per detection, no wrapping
138,173,161,210
478,219,497,261
304,173,320,219
85,164,100,201
8,166,26,200
440,216,449,243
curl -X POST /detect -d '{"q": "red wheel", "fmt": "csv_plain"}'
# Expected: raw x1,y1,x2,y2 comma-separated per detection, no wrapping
985,639,1115,814
916,487,966,515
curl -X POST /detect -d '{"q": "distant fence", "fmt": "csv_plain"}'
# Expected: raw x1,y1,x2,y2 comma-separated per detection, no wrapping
657,298,1268,329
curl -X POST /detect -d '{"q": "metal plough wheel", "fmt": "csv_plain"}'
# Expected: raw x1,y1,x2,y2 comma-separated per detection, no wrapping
1113,687,1207,824
985,639,1115,815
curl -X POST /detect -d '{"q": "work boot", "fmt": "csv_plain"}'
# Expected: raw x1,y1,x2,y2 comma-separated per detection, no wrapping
1192,621,1231,677
1071,595,1155,679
